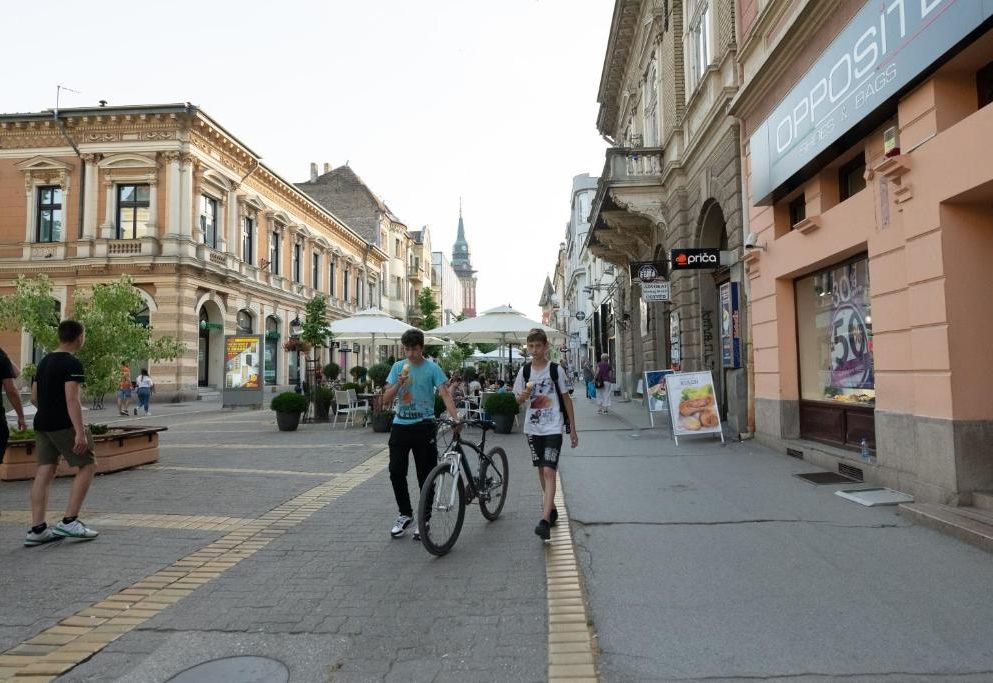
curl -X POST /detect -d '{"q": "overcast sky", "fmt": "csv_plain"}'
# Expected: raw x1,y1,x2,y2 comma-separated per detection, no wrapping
1,0,611,320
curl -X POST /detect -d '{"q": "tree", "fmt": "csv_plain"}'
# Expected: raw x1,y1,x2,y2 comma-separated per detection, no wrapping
0,275,186,400
418,288,439,331
300,294,333,357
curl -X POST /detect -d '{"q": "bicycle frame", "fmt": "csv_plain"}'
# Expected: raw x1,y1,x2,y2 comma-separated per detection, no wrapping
434,424,490,506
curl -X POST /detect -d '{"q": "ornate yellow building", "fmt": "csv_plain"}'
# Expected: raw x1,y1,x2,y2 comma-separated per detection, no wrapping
0,103,387,400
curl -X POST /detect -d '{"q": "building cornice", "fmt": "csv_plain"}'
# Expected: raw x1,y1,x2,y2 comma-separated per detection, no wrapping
597,0,644,137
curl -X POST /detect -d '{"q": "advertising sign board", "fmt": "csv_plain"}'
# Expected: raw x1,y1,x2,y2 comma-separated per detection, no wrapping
720,282,742,369
671,248,720,270
664,371,724,444
643,369,674,428
629,261,667,281
641,280,671,302
222,335,264,408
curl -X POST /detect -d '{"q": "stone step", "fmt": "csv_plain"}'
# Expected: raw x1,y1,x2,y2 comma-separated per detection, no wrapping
899,503,993,554
972,491,993,512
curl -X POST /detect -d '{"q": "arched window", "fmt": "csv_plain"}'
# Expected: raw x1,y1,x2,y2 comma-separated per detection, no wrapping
236,309,254,334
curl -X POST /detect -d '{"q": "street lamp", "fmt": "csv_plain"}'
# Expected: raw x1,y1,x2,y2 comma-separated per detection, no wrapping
290,317,303,394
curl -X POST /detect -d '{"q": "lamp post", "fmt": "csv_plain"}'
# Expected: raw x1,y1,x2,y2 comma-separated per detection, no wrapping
290,317,303,394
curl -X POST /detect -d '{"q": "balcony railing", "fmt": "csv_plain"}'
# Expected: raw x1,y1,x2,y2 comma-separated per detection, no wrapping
602,146,664,184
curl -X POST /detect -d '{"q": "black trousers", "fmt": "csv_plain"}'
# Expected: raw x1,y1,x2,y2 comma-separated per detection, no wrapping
388,421,438,517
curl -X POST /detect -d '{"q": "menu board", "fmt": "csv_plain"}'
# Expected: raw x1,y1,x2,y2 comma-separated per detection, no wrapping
224,336,262,390
664,371,724,443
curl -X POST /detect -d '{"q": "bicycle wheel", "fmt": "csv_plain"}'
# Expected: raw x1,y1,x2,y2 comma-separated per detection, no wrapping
418,460,466,556
478,447,509,521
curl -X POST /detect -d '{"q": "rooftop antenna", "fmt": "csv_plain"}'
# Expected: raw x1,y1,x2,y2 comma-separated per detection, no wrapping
54,84,81,120
459,196,463,217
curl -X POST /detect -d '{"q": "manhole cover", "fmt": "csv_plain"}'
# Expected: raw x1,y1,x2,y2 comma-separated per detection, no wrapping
166,656,289,683
794,471,859,485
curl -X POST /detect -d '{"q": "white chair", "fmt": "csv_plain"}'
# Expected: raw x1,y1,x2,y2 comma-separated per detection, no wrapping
473,391,493,422
347,389,370,426
332,390,364,429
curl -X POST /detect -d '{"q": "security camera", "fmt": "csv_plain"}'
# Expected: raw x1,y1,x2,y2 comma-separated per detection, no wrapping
743,232,766,251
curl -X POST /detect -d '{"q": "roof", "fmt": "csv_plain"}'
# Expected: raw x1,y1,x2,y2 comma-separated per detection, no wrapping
409,229,424,244
295,165,403,246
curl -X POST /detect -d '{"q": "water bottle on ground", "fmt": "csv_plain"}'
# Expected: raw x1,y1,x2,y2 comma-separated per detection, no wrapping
860,437,871,463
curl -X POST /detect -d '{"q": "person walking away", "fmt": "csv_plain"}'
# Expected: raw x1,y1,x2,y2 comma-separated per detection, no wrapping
594,353,614,414
135,368,154,415
513,329,579,541
381,329,460,540
117,363,132,416
582,360,595,401
0,345,27,469
25,320,99,546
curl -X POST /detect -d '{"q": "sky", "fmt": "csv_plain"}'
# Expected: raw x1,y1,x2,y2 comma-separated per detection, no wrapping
1,0,612,321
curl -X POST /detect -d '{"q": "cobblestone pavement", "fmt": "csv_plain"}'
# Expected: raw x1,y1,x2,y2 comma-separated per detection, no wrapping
0,405,571,682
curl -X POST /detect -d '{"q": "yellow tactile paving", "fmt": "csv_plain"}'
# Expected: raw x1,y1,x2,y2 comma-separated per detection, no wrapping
545,472,600,682
140,465,339,477
160,443,362,450
0,448,390,681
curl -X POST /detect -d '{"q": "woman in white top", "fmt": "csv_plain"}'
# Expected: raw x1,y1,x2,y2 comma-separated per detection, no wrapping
135,368,154,415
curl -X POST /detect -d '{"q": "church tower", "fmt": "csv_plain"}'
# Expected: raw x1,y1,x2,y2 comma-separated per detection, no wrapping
451,202,477,318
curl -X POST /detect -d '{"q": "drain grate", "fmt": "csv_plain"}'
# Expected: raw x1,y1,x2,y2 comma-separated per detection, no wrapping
786,448,804,460
794,471,859,485
838,463,864,482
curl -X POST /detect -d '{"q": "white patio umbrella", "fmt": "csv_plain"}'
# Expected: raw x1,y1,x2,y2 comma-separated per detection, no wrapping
469,345,525,362
427,305,565,378
329,308,421,348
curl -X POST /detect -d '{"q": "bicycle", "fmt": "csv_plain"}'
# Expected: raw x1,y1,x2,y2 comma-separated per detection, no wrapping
417,417,509,556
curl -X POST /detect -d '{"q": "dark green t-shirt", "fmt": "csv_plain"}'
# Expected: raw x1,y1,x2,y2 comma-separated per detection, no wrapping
33,351,85,432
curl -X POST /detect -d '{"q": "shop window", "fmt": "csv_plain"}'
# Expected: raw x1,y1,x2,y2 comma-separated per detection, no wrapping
795,257,875,449
788,194,806,228
838,155,866,202
978,60,993,108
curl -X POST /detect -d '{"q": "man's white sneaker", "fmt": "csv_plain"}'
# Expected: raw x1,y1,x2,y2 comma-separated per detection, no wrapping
390,514,413,538
53,519,99,540
24,526,62,547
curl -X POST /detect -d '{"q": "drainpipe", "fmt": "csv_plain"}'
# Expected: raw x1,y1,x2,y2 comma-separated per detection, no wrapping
735,122,756,438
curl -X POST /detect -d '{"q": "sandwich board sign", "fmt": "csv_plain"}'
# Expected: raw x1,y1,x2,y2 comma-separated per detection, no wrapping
663,371,724,444
643,369,674,429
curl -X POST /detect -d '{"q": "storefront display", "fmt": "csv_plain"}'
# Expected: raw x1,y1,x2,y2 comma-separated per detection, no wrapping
795,257,875,448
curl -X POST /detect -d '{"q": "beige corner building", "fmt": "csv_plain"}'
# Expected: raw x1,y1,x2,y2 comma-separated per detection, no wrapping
732,0,993,503
589,0,749,433
0,103,387,400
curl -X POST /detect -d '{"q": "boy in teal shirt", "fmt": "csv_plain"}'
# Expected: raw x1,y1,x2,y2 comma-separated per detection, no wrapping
382,329,460,538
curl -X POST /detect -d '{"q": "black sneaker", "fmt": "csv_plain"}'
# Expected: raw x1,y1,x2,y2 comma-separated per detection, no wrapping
549,508,559,526
535,519,551,540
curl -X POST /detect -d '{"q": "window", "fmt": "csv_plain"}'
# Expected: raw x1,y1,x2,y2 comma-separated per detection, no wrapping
394,276,402,300
36,186,63,243
242,217,255,264
117,184,151,239
329,259,336,296
839,155,867,201
312,252,320,290
369,279,376,307
789,195,806,227
978,60,993,108
199,195,219,249
292,242,302,282
270,231,281,275
690,3,711,89
236,309,254,334
395,238,401,257
264,316,279,385
343,267,350,300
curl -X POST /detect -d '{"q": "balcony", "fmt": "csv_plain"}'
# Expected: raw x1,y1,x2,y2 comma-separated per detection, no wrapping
407,265,424,281
88,237,161,259
587,147,665,265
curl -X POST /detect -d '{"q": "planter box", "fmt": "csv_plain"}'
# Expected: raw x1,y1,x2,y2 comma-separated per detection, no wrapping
0,426,166,481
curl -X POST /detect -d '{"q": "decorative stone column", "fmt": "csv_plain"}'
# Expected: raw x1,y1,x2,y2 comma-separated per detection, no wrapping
165,152,181,237
100,176,116,239
82,154,99,240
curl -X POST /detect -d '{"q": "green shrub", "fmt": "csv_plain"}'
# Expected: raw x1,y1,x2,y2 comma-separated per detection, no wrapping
349,365,367,382
323,362,341,381
88,423,110,435
271,391,308,413
313,387,335,411
367,362,391,388
10,428,35,441
484,392,520,417
341,382,362,393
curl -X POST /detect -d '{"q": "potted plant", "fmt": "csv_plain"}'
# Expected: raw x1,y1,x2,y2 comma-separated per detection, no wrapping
272,391,308,431
313,387,335,421
371,409,395,433
323,362,341,382
349,365,367,383
367,362,391,390
484,392,520,434
282,338,311,353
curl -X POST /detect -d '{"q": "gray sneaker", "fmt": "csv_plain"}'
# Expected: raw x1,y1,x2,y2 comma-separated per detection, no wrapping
24,526,62,547
53,519,99,540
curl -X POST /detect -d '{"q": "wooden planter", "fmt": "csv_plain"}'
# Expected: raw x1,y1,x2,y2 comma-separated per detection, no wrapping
0,426,166,481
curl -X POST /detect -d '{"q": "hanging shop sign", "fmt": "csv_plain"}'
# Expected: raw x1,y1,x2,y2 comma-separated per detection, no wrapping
630,261,667,281
749,0,993,204
641,280,671,302
671,248,720,270
222,335,264,408
720,282,742,369
664,371,725,444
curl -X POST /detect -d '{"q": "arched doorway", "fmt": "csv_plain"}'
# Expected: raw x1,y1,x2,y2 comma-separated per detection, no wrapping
264,315,279,385
697,201,730,416
197,300,224,388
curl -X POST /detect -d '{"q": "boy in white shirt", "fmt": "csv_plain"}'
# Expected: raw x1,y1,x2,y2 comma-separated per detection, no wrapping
513,329,579,540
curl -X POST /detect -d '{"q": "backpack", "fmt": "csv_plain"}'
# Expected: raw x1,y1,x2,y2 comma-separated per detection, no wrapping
522,362,571,434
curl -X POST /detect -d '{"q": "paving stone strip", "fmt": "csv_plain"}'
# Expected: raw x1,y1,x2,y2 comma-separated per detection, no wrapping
0,448,390,681
546,471,600,682
138,465,340,478
0,511,257,532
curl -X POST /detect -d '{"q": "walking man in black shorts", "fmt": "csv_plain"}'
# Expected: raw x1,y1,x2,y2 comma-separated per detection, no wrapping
25,320,99,546
0,344,27,469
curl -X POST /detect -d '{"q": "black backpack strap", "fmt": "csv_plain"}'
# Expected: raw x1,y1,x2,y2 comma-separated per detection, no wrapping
549,363,571,434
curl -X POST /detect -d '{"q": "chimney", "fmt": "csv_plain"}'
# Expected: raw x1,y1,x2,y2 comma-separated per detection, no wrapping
309,162,318,183
323,162,332,174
